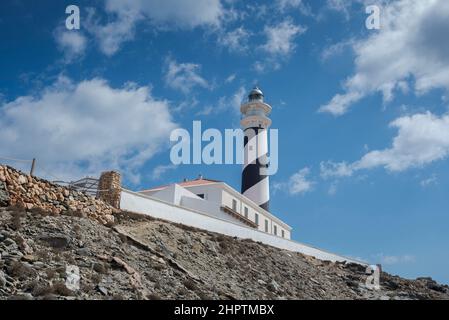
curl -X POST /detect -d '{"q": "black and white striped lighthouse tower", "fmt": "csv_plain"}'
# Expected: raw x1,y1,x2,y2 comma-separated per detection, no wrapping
241,87,272,212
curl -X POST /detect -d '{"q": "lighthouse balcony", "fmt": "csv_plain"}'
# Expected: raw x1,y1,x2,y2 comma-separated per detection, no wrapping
240,101,272,115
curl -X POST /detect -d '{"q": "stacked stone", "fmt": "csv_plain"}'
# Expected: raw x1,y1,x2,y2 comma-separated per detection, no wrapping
97,171,121,209
0,165,116,226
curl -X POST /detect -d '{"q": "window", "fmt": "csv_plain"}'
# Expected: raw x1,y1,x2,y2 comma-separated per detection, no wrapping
244,207,249,218
265,220,269,232
273,225,278,236
255,213,259,226
281,230,285,238
232,199,238,211
197,194,205,199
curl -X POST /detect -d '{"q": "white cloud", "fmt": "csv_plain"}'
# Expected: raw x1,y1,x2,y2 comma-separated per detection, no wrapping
151,164,177,180
346,253,415,265
420,174,438,188
218,27,251,53
320,92,363,116
225,74,236,84
321,39,354,61
86,6,139,56
355,112,449,172
197,86,246,116
320,161,354,179
274,167,315,196
254,18,306,73
252,61,274,73
87,0,225,56
374,253,416,265
324,0,382,19
229,86,247,113
262,18,306,57
0,77,177,183
172,97,199,113
137,0,223,28
164,57,210,94
328,183,338,196
321,112,449,178
54,29,87,61
276,0,312,16
320,0,449,116
196,106,214,116
325,0,353,19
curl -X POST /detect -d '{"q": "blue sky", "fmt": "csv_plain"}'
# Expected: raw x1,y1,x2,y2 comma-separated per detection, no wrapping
1,0,449,284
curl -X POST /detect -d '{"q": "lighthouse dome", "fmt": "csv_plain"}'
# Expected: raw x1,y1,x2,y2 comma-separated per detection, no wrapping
248,87,264,102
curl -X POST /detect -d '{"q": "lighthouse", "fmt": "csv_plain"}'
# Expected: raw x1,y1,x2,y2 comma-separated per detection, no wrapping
241,87,272,212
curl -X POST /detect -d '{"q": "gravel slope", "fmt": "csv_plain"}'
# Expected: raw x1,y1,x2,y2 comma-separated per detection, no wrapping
1,207,448,300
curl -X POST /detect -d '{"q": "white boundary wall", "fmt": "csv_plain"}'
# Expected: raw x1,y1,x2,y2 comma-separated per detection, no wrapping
120,189,367,266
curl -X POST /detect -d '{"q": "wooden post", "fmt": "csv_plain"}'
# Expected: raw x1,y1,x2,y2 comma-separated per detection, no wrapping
30,158,36,176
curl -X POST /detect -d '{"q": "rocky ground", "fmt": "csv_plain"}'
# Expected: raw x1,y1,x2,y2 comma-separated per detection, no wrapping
0,206,448,300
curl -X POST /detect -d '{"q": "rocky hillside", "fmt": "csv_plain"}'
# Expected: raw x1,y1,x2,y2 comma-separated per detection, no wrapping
1,206,448,300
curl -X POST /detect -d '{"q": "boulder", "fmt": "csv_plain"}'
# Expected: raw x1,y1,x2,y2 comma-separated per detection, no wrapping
96,285,108,296
268,279,281,292
17,175,27,185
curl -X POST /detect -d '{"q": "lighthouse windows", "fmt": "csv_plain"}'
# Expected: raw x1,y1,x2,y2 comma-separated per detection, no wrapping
244,207,249,219
265,219,269,233
273,225,278,236
232,199,238,211
255,213,259,226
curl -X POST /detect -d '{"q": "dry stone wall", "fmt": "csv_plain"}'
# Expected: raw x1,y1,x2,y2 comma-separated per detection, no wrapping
0,165,116,226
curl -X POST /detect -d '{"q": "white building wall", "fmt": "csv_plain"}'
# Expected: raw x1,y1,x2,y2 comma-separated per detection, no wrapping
145,184,201,205
180,185,219,201
222,189,255,228
180,196,247,226
140,183,292,239
221,189,290,239
221,189,240,211
120,189,366,266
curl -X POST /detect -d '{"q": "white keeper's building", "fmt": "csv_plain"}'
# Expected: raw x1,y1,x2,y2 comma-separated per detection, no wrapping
139,177,292,240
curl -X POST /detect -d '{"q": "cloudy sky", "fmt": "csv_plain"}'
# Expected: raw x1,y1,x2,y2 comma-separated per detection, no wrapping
1,0,448,284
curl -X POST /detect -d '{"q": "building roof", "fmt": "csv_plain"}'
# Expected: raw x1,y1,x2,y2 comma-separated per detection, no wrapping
139,178,221,193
